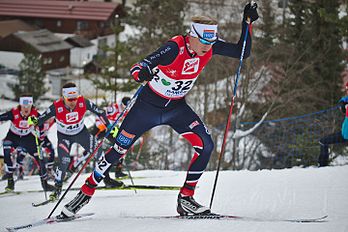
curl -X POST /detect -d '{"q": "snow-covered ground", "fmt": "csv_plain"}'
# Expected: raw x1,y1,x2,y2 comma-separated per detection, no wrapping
0,167,348,232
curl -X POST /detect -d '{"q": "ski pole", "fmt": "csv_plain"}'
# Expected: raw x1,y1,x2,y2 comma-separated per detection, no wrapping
122,160,137,194
31,126,48,200
209,4,255,209
47,83,146,219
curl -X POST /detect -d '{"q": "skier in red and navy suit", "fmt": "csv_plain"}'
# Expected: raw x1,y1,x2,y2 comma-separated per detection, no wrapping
60,3,259,218
0,94,55,192
30,82,110,201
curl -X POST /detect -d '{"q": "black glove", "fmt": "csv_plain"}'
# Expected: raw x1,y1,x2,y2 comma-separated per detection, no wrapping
138,65,154,82
243,2,259,23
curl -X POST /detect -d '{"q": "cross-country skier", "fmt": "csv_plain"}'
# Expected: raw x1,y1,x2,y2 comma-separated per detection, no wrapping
59,3,259,217
318,81,348,167
0,94,55,191
29,82,110,201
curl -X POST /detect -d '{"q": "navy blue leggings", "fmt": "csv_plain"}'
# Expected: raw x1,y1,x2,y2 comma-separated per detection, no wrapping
3,131,48,179
319,131,348,166
96,98,214,194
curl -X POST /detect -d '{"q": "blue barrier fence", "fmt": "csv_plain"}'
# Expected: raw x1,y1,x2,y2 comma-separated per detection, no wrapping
238,106,343,168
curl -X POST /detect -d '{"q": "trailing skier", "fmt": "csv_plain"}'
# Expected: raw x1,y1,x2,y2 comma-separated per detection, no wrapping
29,82,110,201
0,94,55,192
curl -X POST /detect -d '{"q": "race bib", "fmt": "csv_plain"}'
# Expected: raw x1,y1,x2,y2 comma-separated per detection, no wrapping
56,120,84,135
10,124,31,136
149,68,197,99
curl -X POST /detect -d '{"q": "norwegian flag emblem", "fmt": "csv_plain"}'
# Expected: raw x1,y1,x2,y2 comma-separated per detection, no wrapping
182,58,199,75
66,112,78,122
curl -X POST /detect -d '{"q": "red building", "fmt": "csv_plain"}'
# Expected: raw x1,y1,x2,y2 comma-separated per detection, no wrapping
0,0,124,40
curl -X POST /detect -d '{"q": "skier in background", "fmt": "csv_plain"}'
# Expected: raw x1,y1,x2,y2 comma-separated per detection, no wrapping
68,97,133,187
0,94,55,192
59,2,258,218
318,81,348,167
29,82,110,201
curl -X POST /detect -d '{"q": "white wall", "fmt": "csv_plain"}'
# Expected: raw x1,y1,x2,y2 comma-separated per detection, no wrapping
70,45,98,68
0,51,24,69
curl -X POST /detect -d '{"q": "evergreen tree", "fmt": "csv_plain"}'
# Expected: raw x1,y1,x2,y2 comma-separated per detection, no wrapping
126,0,187,61
86,2,137,103
8,52,48,101
267,0,346,118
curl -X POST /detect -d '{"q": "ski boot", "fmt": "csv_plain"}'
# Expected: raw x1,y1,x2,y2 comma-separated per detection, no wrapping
5,176,15,192
103,173,124,188
58,191,91,219
49,182,62,201
58,177,96,219
177,194,211,216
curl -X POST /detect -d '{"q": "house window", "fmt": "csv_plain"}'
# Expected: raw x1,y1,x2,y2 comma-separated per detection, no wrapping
57,20,62,27
59,56,65,62
43,57,52,64
77,21,89,31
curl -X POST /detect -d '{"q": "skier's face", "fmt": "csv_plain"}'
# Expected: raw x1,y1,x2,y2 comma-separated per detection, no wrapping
189,36,213,56
64,97,78,109
20,105,32,117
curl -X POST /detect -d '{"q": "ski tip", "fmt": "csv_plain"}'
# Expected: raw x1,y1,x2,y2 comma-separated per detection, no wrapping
314,215,329,221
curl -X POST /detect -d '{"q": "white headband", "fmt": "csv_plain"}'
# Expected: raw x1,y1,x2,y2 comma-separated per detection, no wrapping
19,96,33,106
62,87,79,99
189,22,218,41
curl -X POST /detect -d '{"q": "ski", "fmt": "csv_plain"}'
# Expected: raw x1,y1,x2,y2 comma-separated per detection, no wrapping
1,184,179,198
130,213,328,223
96,184,181,191
67,184,181,191
115,176,146,180
0,190,21,197
5,213,94,231
32,199,55,207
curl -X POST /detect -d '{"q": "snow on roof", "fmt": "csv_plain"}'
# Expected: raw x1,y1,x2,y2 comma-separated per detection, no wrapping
13,29,72,53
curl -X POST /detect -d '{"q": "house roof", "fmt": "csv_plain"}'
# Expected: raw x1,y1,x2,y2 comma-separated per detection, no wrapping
14,29,72,53
0,19,38,38
0,0,121,21
65,35,94,48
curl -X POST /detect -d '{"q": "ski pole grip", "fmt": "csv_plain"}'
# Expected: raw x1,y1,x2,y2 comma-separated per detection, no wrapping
246,1,257,24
